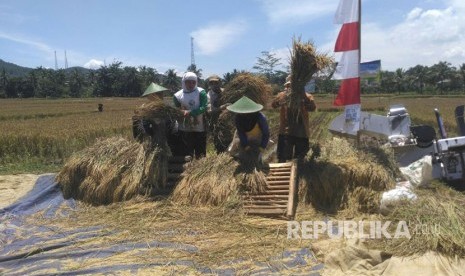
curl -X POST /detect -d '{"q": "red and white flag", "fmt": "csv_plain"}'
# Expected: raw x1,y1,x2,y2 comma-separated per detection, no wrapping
333,0,361,132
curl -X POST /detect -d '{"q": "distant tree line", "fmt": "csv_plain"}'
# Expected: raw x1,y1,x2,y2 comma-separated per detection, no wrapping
1,53,465,99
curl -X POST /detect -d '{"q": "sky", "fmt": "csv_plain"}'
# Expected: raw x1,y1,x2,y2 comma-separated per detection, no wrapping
1,0,465,78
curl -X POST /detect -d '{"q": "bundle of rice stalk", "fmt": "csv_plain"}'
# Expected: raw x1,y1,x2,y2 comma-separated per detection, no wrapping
132,100,182,121
210,110,235,152
298,138,396,214
221,73,272,106
289,37,332,111
171,153,267,206
56,136,168,205
132,99,183,146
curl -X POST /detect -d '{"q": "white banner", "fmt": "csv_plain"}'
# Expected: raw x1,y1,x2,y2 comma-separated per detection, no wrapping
344,103,361,132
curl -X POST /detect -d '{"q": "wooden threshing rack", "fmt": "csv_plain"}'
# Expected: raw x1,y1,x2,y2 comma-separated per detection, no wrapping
242,162,298,220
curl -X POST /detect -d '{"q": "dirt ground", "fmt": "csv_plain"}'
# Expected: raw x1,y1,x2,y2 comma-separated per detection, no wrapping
0,174,39,209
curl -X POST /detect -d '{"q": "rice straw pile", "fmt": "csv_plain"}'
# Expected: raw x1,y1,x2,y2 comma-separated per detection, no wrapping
171,153,268,206
57,101,177,205
56,136,167,205
213,73,272,152
221,73,272,106
298,138,397,214
369,184,465,258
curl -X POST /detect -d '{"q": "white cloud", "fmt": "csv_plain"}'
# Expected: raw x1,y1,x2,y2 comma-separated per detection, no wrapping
325,1,465,70
84,59,104,69
0,31,53,54
190,20,248,56
256,0,337,25
406,7,423,21
371,4,464,69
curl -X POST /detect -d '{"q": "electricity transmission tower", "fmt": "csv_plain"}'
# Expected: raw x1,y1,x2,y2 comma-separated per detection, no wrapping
64,50,68,69
190,36,195,66
54,51,58,70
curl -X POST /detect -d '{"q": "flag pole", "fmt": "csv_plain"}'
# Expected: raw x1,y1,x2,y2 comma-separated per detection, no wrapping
358,0,362,131
358,0,361,89
358,0,361,64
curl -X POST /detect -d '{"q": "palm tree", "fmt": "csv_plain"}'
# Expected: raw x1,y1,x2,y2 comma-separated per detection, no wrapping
394,68,405,95
122,66,141,97
429,61,453,94
0,68,9,97
380,70,396,93
406,65,428,94
187,64,202,79
163,69,179,92
138,66,158,86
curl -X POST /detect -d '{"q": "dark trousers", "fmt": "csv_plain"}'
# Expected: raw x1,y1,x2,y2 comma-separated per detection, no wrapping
179,131,207,159
277,134,289,163
277,134,309,162
288,135,310,160
167,132,185,156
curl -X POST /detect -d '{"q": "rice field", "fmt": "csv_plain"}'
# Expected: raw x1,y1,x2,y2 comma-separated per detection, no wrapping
0,95,464,174
4,95,465,272
0,98,145,173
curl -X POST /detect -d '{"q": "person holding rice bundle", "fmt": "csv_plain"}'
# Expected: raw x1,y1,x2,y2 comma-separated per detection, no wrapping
272,75,316,161
173,72,208,159
227,96,270,161
133,82,170,141
133,82,183,155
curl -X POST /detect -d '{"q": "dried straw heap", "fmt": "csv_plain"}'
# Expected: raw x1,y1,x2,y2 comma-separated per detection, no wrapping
212,73,272,152
57,100,181,205
376,185,465,258
299,138,398,214
221,73,271,106
171,152,268,206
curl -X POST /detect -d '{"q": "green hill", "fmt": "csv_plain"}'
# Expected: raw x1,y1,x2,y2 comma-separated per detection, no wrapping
0,59,92,77
0,59,33,77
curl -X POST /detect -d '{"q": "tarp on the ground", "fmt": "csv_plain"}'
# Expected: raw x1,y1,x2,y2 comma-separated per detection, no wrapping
0,174,323,275
323,245,465,276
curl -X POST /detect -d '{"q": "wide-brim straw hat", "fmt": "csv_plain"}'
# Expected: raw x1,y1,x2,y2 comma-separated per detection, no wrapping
226,96,263,114
284,75,291,86
208,74,221,82
141,82,169,97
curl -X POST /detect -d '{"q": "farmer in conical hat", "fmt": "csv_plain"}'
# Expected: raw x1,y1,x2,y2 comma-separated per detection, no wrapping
133,82,170,140
227,96,269,159
133,83,183,156
141,82,169,101
271,75,316,162
173,72,208,158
